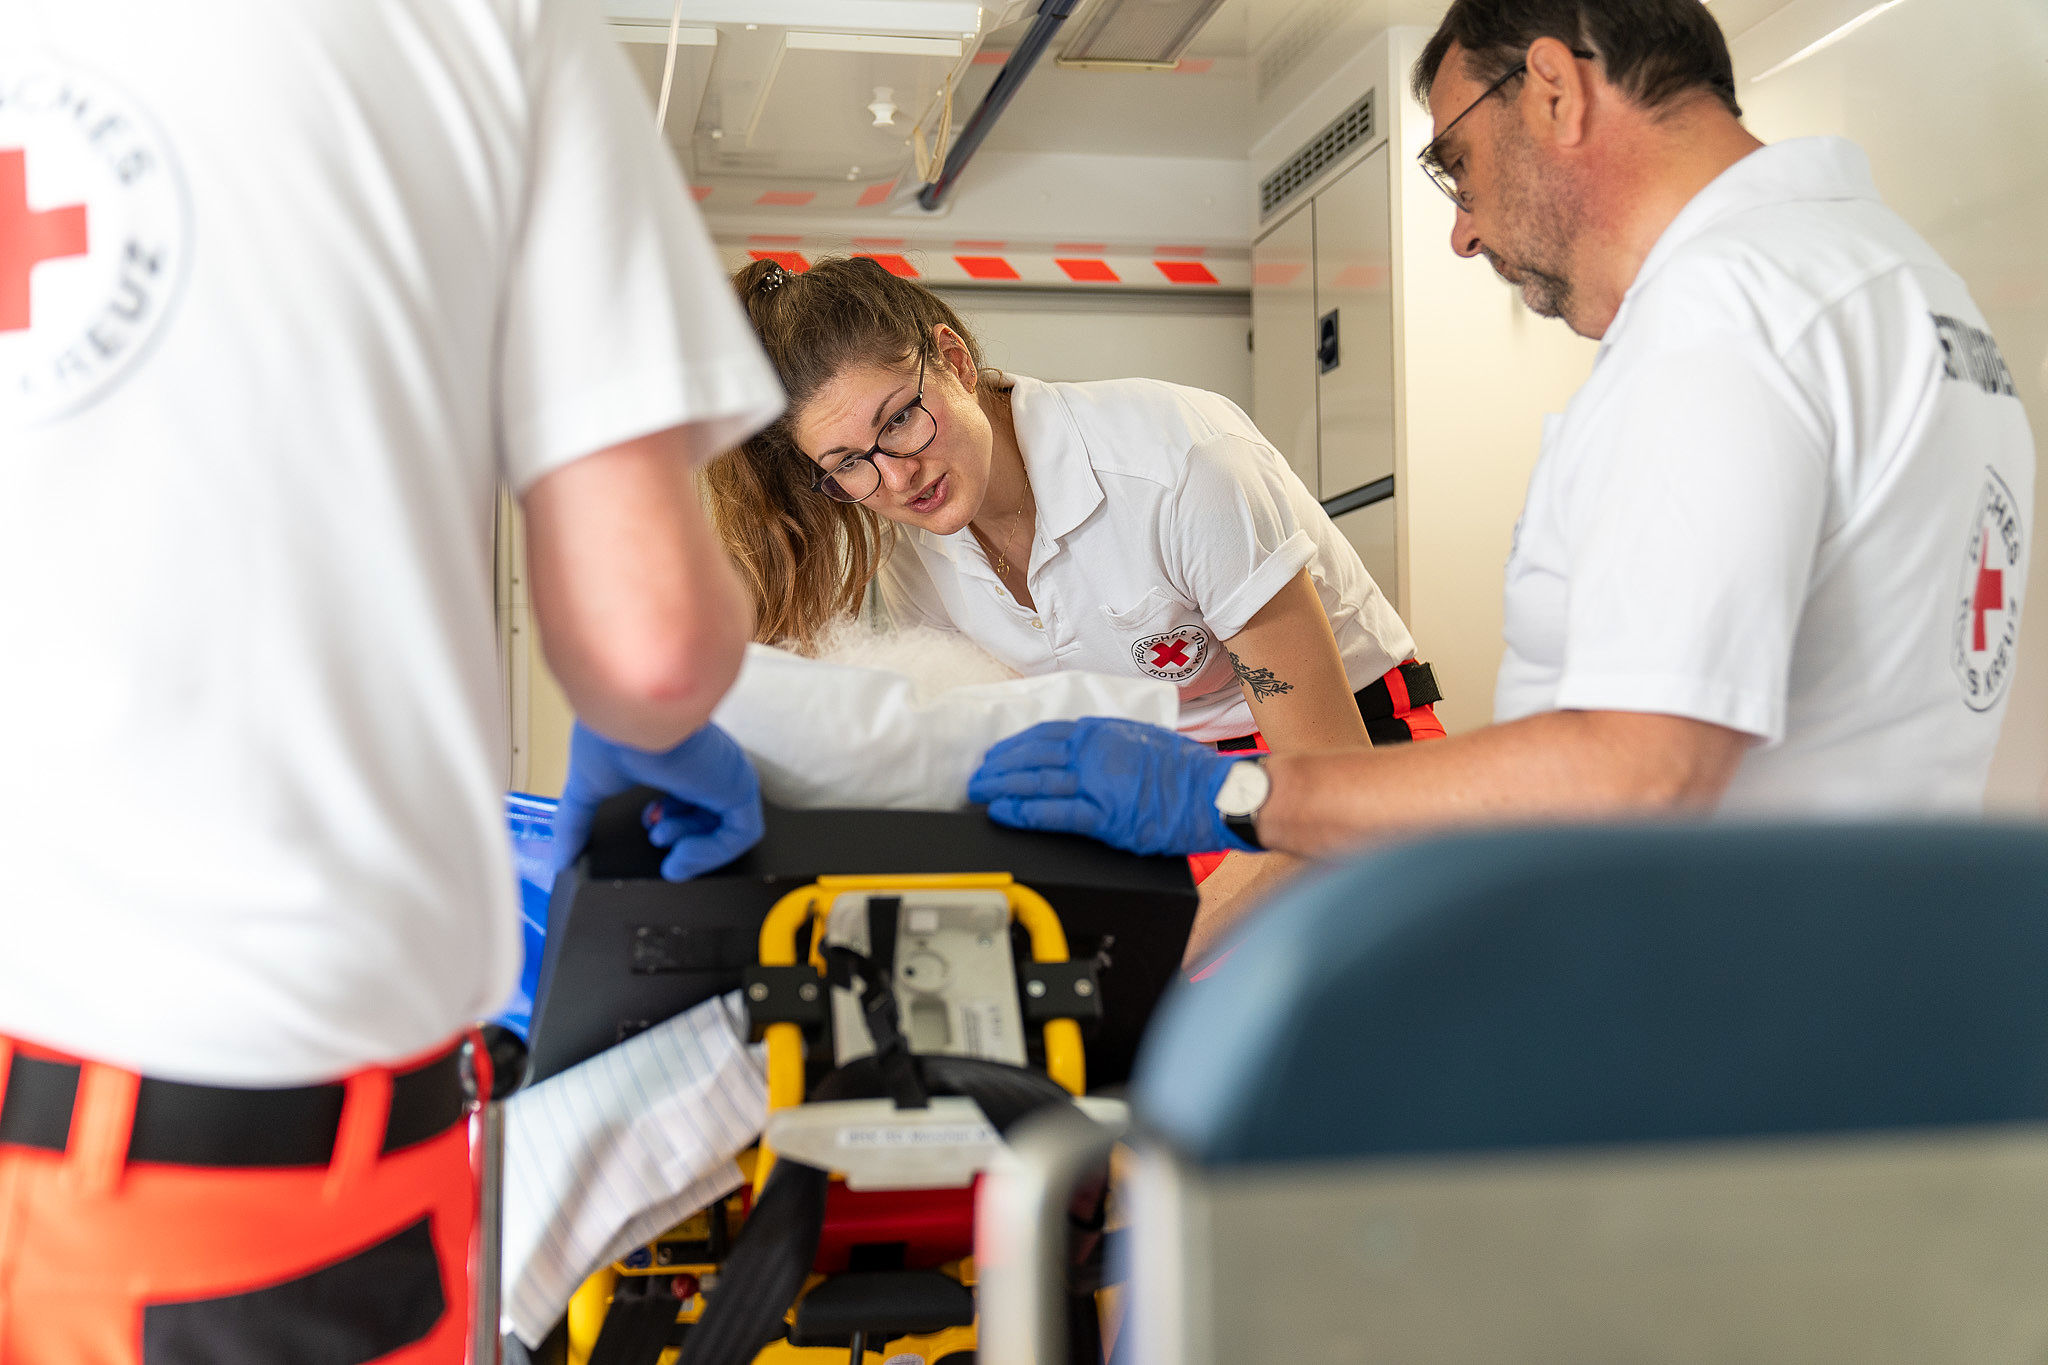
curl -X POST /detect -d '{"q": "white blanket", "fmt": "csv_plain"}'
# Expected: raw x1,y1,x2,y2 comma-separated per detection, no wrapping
710,629,1178,811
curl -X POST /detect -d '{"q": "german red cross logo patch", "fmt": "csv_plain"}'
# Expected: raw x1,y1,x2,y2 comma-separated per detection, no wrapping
1952,467,2026,712
1133,624,1210,683
1,58,188,427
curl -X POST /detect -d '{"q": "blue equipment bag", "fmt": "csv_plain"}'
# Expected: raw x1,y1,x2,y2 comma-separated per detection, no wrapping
497,792,559,1038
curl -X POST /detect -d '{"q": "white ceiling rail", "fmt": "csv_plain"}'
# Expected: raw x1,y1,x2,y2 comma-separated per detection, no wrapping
610,22,718,44
705,24,793,150
785,32,964,57
603,1,985,38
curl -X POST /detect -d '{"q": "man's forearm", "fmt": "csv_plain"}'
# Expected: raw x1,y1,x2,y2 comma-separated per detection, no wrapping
525,425,756,751
1256,710,1752,859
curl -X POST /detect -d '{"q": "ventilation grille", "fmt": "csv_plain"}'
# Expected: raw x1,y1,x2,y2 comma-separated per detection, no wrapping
1259,89,1375,220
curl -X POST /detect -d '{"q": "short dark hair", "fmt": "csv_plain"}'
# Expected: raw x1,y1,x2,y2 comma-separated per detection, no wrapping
1413,0,1742,120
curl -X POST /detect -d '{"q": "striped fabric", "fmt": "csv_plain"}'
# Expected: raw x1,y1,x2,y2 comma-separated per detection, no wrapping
500,993,768,1346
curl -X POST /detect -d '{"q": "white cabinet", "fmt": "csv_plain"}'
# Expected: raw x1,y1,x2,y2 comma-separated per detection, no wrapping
1253,144,1398,604
1332,496,1397,608
1311,146,1395,498
1250,201,1319,496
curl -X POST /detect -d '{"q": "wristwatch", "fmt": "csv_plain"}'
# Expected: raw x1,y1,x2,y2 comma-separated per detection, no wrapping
1213,757,1271,851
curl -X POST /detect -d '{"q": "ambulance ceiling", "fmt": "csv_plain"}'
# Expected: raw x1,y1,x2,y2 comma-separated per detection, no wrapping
609,0,1023,192
609,0,1811,240
605,0,1310,195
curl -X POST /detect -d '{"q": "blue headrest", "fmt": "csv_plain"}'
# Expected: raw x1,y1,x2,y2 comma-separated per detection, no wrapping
1132,822,2048,1167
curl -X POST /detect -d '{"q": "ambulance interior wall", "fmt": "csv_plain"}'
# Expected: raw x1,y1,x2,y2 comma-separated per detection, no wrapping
935,287,1256,414
1250,28,1602,738
1726,0,2048,810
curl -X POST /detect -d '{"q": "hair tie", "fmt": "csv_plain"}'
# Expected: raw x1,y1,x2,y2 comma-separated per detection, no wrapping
756,264,787,295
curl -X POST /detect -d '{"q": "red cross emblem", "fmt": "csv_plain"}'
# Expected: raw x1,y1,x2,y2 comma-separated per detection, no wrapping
1971,528,2003,652
1149,640,1190,671
0,148,91,334
1952,468,2025,713
1,58,189,427
1133,625,1209,682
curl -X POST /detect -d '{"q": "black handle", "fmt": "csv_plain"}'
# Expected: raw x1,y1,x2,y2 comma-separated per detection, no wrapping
1317,308,1340,372
475,1023,530,1101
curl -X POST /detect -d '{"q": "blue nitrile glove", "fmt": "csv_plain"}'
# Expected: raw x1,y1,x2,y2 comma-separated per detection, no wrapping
967,716,1255,857
549,721,764,881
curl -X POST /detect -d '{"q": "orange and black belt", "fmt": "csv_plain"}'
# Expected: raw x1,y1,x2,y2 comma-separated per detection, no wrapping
0,1043,471,1166
1217,659,1444,752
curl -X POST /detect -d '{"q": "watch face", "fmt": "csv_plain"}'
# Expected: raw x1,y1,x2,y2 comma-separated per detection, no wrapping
1214,760,1272,819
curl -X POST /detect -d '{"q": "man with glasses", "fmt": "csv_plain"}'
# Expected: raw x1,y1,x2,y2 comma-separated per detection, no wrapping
971,0,2033,890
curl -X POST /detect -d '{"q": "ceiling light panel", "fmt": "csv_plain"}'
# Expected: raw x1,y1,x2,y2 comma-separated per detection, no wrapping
1057,0,1231,68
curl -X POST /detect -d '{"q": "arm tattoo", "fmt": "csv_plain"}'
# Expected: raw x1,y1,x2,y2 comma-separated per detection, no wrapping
1229,650,1295,703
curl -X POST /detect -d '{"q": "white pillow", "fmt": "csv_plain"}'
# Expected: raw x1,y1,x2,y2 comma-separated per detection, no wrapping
710,625,1178,811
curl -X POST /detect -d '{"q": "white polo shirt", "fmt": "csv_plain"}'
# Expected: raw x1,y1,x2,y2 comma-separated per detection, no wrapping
878,374,1415,742
1495,138,2034,813
0,0,782,1083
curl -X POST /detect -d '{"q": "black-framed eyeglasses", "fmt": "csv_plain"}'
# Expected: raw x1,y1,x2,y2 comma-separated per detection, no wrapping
809,350,940,504
1418,49,1597,210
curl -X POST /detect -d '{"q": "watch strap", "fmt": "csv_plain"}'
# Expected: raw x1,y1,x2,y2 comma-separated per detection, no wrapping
1222,810,1263,852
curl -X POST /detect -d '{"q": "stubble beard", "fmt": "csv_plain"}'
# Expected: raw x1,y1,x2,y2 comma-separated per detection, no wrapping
1486,123,1580,324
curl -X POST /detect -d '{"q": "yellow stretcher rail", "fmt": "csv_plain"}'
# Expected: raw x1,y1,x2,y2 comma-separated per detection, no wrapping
753,873,1086,1191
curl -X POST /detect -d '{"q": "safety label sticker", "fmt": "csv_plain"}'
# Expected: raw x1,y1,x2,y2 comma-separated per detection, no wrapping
1953,466,2026,712
836,1122,999,1150
1,57,189,428
1134,623,1210,683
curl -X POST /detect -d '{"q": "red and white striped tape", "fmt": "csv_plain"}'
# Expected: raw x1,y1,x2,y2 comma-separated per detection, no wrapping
723,239,1247,289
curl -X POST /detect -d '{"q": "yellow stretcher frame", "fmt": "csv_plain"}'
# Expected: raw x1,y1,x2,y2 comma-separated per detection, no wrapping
565,872,1087,1365
755,871,1086,1188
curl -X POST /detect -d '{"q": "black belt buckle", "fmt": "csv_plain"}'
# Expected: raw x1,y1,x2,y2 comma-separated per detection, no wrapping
1356,661,1444,722
1397,660,1444,709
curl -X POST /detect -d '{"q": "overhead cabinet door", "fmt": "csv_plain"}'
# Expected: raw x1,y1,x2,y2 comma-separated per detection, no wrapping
1250,201,1319,496
1311,145,1395,501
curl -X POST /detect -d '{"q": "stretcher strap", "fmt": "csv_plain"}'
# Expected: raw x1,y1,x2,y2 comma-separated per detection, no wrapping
822,944,928,1111
677,1160,831,1365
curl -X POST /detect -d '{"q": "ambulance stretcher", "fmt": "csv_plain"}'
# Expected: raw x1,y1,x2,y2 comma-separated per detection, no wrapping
502,796,1197,1364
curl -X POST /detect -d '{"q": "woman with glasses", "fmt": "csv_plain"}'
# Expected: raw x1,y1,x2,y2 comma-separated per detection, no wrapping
707,255,1440,884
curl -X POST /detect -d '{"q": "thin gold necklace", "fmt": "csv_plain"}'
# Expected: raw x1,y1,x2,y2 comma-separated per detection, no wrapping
973,513,1025,577
974,459,1033,579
